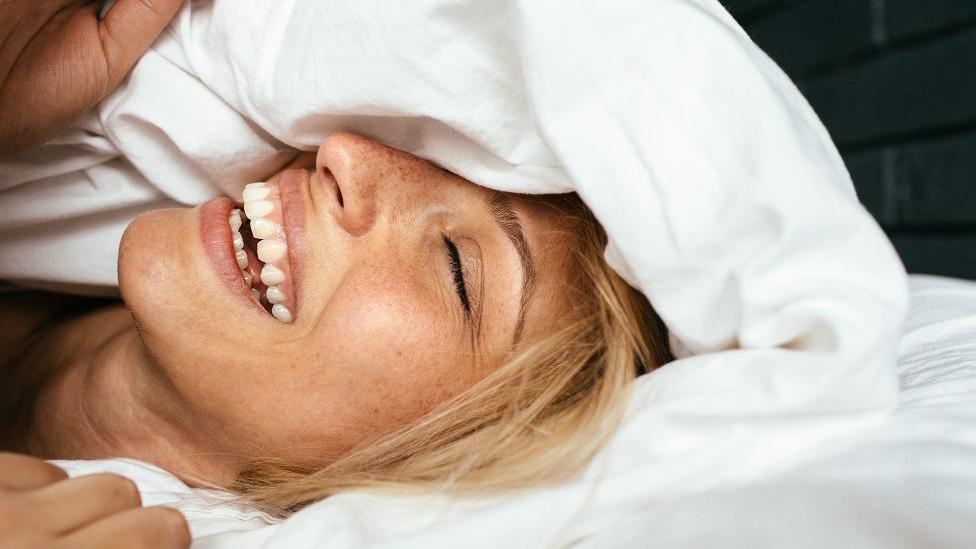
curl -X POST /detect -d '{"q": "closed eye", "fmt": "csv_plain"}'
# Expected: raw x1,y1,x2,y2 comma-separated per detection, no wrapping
442,235,471,318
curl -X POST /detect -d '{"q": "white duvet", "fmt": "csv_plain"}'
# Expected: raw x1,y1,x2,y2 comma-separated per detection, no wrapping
1,0,934,546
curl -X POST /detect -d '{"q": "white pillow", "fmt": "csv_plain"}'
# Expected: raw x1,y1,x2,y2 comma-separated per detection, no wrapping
577,274,976,549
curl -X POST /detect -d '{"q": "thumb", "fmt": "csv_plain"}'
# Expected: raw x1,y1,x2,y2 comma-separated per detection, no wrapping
98,0,185,85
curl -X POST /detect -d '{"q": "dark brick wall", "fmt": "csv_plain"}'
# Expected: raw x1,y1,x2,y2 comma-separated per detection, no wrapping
721,0,976,280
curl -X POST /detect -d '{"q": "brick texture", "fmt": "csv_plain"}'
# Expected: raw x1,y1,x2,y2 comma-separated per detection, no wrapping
887,0,976,40
747,1,876,75
721,0,976,280
803,29,976,146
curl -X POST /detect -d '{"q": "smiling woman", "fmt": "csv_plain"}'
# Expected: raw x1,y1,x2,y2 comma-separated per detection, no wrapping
1,132,672,517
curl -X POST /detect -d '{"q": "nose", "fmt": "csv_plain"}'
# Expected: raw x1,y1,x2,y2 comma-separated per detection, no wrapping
314,132,393,237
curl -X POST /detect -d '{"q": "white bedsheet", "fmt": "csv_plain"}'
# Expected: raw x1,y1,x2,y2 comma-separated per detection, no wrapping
6,0,915,544
54,274,976,547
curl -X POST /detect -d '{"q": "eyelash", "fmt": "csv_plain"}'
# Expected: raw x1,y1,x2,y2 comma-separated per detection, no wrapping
442,235,472,317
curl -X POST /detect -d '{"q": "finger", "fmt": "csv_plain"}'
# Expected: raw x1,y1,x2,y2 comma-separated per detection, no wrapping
98,0,185,84
27,473,142,534
0,452,68,491
59,506,190,549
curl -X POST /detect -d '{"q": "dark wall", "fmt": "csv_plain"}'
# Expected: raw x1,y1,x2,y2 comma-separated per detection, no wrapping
720,0,976,280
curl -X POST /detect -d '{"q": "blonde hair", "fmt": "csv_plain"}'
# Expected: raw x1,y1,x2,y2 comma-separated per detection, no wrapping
232,193,672,516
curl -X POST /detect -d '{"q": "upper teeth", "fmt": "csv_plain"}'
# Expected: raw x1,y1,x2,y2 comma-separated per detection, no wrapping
257,239,287,263
265,286,285,304
250,218,276,239
260,264,286,286
228,182,293,324
271,303,293,323
244,199,273,219
242,186,271,201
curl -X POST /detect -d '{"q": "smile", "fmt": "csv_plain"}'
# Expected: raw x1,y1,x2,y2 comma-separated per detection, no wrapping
229,182,298,323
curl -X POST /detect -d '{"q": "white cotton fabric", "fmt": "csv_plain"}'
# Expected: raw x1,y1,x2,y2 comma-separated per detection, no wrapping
53,274,976,547
6,0,914,546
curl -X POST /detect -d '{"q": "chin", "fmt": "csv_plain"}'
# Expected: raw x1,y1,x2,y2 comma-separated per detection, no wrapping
118,207,199,354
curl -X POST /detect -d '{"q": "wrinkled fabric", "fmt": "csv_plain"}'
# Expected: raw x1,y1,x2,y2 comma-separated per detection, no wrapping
56,275,969,549
5,0,912,546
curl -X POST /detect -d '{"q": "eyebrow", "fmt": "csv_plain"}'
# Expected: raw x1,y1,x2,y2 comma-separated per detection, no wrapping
487,192,537,344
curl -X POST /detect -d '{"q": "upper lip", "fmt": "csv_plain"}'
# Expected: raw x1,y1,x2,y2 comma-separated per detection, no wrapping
273,168,310,314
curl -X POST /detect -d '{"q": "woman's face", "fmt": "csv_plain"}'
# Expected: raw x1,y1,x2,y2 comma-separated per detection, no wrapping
118,132,575,465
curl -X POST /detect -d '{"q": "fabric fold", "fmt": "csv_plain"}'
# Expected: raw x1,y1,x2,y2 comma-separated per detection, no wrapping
2,1,910,545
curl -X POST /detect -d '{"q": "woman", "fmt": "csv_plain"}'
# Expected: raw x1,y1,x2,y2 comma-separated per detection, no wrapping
0,1,671,545
2,131,672,504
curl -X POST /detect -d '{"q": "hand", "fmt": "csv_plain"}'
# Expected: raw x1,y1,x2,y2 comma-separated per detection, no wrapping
0,0,183,156
0,452,190,548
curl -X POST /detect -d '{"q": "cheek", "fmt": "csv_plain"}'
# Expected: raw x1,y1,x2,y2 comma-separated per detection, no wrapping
295,276,471,453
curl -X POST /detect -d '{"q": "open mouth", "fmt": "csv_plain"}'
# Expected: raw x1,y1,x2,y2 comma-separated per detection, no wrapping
227,182,297,323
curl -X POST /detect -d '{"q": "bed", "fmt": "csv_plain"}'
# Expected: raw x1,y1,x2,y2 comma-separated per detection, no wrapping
54,274,976,548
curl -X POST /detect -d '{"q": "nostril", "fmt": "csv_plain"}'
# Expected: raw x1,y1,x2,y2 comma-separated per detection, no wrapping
320,167,343,208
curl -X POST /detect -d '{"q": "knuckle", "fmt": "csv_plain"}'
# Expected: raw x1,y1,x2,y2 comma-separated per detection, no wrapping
0,453,67,486
142,507,190,548
139,0,163,18
96,474,142,506
34,462,69,485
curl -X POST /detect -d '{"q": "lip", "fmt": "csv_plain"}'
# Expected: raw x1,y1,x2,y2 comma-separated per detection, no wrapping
199,196,269,317
274,168,312,314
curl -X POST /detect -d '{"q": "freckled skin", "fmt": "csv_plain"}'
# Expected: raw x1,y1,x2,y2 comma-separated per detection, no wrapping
113,133,577,473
